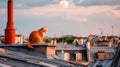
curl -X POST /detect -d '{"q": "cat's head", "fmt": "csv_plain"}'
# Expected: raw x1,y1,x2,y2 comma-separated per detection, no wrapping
38,27,47,34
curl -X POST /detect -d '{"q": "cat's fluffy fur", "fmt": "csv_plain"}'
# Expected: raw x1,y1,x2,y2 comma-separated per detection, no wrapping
26,27,46,49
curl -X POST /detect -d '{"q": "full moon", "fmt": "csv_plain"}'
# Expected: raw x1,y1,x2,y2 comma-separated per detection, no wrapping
60,0,69,8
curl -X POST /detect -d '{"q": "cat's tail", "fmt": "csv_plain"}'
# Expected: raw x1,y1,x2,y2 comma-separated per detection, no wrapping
26,42,34,49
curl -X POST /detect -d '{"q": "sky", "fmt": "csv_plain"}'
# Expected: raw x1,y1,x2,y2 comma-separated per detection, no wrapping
0,0,120,37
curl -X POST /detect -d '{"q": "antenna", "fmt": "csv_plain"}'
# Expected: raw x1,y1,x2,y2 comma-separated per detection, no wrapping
112,25,113,36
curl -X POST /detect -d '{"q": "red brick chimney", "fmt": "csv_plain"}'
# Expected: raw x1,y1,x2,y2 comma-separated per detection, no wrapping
5,0,16,44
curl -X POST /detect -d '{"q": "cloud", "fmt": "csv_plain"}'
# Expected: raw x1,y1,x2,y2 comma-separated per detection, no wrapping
1,0,118,21
114,5,120,10
0,0,61,9
60,0,69,8
0,0,7,9
112,5,120,17
7,3,117,23
1,0,120,9
0,0,7,2
73,0,120,7
14,0,62,9
65,16,88,22
15,4,113,16
112,10,120,17
1,0,115,16
0,9,7,15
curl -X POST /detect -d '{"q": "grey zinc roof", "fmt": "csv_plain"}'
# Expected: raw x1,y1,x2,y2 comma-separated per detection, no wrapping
0,63,12,67
56,43,86,50
0,49,73,67
89,60,112,67
90,47,116,61
0,45,83,67
91,47,116,53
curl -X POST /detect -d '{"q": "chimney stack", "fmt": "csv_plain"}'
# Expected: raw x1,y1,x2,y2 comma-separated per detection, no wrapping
5,0,16,44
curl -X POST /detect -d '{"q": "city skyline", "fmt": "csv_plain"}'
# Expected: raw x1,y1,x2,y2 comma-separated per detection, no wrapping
0,0,120,37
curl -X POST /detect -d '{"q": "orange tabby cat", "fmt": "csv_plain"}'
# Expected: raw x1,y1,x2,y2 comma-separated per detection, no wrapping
26,27,47,49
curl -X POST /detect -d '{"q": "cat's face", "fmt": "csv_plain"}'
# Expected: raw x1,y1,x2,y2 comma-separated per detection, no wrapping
38,27,47,37
39,27,46,32
42,27,47,37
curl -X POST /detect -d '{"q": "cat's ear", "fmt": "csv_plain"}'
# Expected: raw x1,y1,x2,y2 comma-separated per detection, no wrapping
42,27,46,30
41,27,46,29
42,27,46,28
38,27,46,32
41,27,46,30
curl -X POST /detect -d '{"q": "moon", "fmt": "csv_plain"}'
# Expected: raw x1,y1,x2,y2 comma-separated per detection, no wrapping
60,0,69,8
